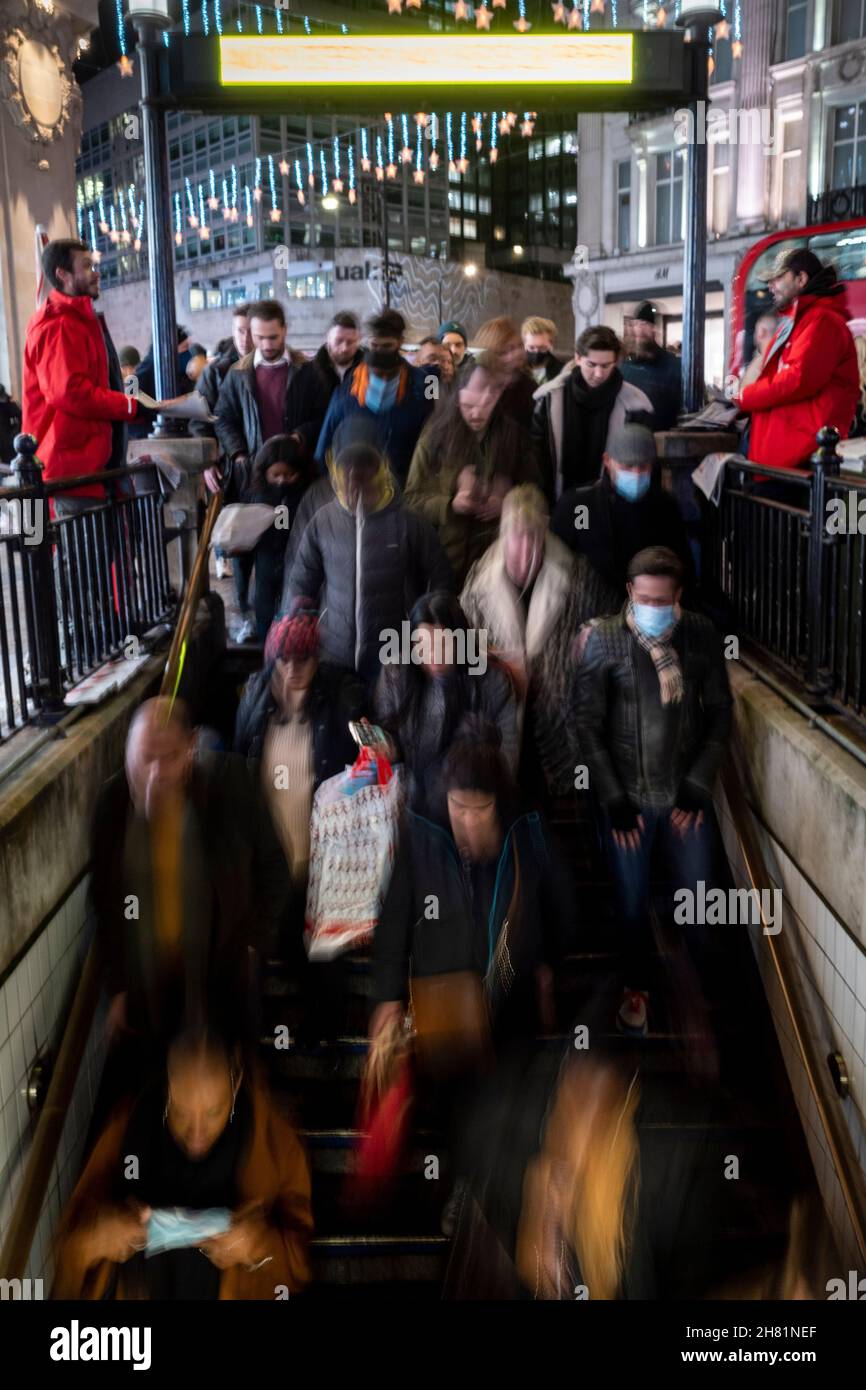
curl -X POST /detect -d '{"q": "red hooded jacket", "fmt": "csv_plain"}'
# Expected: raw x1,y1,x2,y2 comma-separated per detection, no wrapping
22,290,138,497
739,281,859,472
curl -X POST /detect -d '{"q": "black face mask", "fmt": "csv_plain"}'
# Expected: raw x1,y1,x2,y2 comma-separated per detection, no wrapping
366,347,401,371
526,349,548,367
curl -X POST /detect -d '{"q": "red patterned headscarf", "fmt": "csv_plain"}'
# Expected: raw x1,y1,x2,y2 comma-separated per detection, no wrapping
265,600,320,666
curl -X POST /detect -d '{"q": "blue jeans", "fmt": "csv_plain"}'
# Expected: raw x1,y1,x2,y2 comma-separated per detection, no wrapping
603,802,719,992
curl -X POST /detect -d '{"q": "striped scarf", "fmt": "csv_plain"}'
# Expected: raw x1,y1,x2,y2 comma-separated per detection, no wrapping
624,600,684,706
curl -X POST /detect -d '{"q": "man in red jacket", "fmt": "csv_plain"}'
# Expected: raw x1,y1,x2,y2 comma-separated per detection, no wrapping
738,248,859,490
22,239,140,515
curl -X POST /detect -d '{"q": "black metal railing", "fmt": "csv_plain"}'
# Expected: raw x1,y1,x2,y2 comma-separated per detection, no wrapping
806,184,866,226
711,427,866,720
0,435,174,742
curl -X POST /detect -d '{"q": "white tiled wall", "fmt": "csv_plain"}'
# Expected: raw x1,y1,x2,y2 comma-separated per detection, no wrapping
0,876,107,1290
717,789,866,1272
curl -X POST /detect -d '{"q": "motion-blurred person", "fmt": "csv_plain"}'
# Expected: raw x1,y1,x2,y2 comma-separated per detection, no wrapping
194,304,254,579
375,591,519,816
118,346,141,383
437,319,470,371
185,342,208,384
850,334,866,438
472,316,536,430
245,435,315,639
234,602,365,896
415,336,455,386
90,698,291,1060
739,310,780,391
315,308,435,486
54,1029,312,1300
551,423,692,605
22,239,141,511
620,300,682,429
576,548,732,1038
371,720,567,1053
460,485,617,801
404,355,541,585
285,415,451,686
0,383,22,464
234,604,366,1037
132,324,195,403
521,316,563,385
532,325,653,501
444,1051,744,1300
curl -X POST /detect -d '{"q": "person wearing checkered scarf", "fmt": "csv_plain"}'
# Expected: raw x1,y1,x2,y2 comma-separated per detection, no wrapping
574,546,733,1040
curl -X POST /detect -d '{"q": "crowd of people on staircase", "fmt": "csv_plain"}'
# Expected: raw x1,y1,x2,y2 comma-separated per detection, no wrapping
19,236,849,1302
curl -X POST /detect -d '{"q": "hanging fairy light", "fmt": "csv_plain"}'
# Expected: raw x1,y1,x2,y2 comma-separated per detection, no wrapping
208,168,219,210
174,192,183,245
514,0,531,31
611,0,617,23
732,0,742,57
109,205,119,244
429,112,440,171
98,194,108,234
386,116,397,178
446,111,456,175
306,140,315,188
198,184,210,239
376,133,385,181
185,177,198,227
268,154,281,219
118,197,128,241
567,2,581,27
182,0,191,35
498,112,510,135
591,0,605,14
255,5,263,33
295,159,305,205
552,1,566,22
413,120,424,183
87,209,99,255
77,205,84,239
583,0,591,28
473,112,483,153
222,174,230,215
454,0,469,19
304,14,311,31
229,163,239,220
202,0,209,37
214,0,222,32
476,0,493,27
275,3,283,32
401,114,412,164
253,156,263,201
361,126,371,173
332,137,344,192
320,147,328,194
115,0,133,77
457,110,468,175
348,141,356,203
244,184,254,226
127,185,137,227
490,111,499,164
521,110,535,137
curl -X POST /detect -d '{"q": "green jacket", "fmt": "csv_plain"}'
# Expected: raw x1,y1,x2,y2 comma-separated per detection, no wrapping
403,418,541,584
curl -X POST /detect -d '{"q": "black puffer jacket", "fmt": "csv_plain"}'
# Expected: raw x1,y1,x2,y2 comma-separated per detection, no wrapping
575,608,732,811
291,344,364,456
285,495,453,683
233,662,366,789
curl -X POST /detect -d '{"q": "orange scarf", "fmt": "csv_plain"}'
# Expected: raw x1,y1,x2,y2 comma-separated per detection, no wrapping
350,362,409,408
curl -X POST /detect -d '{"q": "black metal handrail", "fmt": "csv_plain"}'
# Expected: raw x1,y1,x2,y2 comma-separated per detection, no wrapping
0,435,175,742
710,428,866,722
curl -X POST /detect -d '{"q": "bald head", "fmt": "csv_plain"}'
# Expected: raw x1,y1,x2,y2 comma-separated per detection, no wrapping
126,697,193,817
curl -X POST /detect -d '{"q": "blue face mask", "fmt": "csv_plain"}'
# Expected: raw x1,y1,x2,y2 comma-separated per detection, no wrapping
633,602,676,639
365,372,399,415
613,467,651,502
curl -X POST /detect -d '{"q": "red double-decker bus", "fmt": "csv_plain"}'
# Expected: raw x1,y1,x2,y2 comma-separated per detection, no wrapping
729,218,866,377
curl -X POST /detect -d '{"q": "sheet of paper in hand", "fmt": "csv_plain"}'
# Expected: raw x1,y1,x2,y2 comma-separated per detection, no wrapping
131,386,217,423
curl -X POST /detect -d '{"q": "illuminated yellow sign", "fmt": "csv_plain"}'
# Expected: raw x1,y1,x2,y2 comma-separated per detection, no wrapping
218,34,634,87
